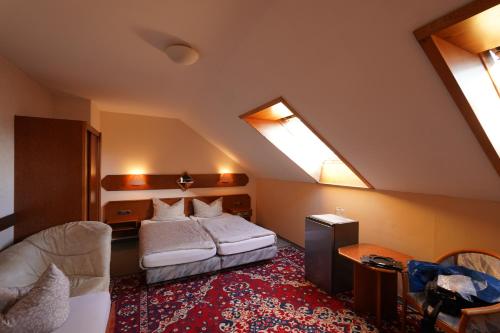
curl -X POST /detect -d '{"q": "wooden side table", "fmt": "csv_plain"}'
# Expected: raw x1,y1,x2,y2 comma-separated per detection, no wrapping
106,215,140,241
338,243,413,327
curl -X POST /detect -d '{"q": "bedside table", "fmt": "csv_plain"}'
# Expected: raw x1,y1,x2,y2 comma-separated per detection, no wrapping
229,208,252,221
106,215,140,241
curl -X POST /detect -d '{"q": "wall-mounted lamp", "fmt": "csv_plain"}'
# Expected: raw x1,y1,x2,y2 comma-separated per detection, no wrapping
219,173,234,183
128,174,146,186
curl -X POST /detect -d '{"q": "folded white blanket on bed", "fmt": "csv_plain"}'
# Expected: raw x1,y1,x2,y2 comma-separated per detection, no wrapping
200,214,276,244
139,221,215,261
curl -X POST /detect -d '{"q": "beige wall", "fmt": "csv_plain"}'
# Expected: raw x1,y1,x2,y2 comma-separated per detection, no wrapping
90,101,101,131
256,178,500,261
0,55,54,249
0,55,95,249
100,111,256,218
52,90,91,122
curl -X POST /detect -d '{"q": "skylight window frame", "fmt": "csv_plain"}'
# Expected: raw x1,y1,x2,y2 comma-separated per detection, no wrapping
240,97,373,189
414,1,500,176
480,48,500,97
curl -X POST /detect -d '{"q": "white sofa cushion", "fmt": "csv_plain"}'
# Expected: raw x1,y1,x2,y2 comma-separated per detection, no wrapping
0,264,70,333
54,292,111,333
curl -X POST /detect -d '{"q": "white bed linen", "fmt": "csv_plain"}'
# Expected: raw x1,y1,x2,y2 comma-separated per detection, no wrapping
217,234,276,255
191,214,276,255
140,218,217,268
142,247,217,268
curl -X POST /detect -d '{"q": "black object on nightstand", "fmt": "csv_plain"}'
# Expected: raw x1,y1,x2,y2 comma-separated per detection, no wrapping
305,214,359,295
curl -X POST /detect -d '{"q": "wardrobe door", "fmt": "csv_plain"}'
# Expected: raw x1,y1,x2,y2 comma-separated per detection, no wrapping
86,129,101,221
15,116,86,241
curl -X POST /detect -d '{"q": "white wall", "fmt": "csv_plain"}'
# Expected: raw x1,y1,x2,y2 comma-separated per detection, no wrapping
0,227,13,250
100,111,256,219
0,55,54,249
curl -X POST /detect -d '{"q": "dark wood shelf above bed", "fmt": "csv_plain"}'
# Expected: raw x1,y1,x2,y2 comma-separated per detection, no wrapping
101,173,249,191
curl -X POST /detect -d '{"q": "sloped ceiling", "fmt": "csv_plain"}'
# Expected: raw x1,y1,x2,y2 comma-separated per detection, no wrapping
1,0,499,201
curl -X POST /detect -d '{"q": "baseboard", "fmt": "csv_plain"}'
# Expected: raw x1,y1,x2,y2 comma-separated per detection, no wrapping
276,233,304,250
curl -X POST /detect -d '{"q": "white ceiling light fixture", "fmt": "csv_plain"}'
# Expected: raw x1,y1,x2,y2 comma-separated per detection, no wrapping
165,44,199,65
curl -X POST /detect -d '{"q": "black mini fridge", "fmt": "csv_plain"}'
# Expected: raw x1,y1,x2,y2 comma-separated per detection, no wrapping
305,214,358,294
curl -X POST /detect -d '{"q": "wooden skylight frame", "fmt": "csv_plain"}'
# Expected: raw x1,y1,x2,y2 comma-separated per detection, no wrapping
414,0,500,176
240,97,373,189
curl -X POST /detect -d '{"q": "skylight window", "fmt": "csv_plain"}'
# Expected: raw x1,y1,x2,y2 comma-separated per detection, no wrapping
483,47,500,95
415,3,500,176
241,98,371,188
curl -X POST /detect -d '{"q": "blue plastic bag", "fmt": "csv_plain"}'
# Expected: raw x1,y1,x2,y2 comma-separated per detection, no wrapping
408,260,500,304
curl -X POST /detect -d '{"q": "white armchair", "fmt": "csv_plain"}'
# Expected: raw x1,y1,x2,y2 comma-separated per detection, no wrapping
0,221,113,333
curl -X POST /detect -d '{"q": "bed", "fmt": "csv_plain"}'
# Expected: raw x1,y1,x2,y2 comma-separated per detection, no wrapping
108,195,276,284
193,213,277,268
139,218,217,268
139,218,221,284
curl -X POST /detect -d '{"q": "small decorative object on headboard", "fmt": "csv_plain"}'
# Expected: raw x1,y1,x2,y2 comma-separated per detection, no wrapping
101,173,249,191
177,172,194,191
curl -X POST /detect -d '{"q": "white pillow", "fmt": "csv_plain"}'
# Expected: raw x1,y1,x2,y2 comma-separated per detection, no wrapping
0,263,70,333
152,198,185,221
193,197,223,218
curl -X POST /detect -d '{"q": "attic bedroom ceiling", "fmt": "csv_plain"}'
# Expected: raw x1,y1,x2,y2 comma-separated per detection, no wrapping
1,0,499,201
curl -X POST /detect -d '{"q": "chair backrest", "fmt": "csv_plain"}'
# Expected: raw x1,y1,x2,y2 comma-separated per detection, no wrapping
0,221,112,296
436,249,500,279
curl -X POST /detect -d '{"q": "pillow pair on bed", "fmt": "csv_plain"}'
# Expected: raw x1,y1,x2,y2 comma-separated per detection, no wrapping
152,197,223,221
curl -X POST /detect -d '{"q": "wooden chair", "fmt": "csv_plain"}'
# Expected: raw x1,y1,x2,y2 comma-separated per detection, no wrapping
402,249,500,333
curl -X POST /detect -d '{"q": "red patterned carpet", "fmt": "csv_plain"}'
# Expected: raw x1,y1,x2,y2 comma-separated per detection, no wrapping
111,246,421,332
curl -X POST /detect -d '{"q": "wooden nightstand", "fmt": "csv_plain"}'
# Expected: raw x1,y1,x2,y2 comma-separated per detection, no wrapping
229,208,252,221
106,215,140,241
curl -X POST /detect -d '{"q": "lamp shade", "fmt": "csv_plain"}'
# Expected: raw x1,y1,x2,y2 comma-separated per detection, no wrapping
128,174,146,186
219,173,233,183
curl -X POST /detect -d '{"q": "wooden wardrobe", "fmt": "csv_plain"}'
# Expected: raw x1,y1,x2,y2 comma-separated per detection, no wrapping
14,116,101,241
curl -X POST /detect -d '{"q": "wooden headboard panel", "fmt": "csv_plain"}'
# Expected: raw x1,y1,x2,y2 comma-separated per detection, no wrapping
103,194,251,222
